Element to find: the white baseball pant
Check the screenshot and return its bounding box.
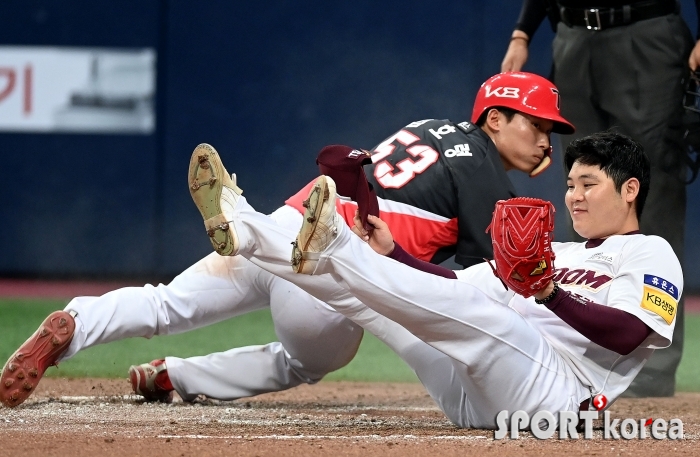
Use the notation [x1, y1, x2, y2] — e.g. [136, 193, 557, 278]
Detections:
[59, 205, 464, 420]
[228, 196, 589, 428]
[60, 207, 363, 400]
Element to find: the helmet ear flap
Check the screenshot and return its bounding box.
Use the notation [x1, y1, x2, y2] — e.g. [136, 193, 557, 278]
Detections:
[529, 154, 552, 178]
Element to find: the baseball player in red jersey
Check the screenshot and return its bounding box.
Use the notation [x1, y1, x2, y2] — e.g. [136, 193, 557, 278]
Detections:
[184, 130, 682, 428]
[1, 72, 574, 408]
[287, 72, 574, 268]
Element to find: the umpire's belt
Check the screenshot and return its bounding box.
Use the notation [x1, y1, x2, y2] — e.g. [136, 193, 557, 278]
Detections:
[559, 0, 678, 30]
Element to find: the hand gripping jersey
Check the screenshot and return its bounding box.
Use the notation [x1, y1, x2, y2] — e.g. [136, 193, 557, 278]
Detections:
[457, 233, 683, 405]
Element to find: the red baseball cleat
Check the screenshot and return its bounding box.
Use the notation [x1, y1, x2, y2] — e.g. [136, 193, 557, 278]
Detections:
[128, 359, 174, 402]
[0, 310, 76, 407]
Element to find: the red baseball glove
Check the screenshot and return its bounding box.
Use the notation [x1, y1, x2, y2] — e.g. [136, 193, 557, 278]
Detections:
[486, 197, 556, 298]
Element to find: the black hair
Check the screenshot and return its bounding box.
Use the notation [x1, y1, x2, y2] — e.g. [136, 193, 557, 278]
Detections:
[564, 130, 651, 219]
[475, 107, 518, 127]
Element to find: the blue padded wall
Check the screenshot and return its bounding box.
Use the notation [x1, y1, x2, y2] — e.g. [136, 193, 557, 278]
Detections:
[1, 0, 698, 289]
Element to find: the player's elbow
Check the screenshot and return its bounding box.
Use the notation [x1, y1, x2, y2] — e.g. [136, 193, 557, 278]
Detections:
[615, 324, 654, 356]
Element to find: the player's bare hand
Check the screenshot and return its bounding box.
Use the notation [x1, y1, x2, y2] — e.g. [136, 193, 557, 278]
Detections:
[351, 210, 395, 256]
[501, 33, 529, 72]
[352, 209, 370, 238]
[689, 40, 700, 71]
[533, 280, 555, 301]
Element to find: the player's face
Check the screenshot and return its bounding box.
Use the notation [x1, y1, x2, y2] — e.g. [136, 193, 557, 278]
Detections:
[565, 162, 637, 239]
[497, 113, 553, 173]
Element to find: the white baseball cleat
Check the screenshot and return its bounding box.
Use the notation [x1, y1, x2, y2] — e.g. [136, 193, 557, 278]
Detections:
[291, 175, 342, 274]
[188, 143, 243, 256]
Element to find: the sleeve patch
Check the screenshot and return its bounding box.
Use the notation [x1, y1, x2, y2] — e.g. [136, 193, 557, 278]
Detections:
[641, 286, 677, 325]
[644, 274, 679, 300]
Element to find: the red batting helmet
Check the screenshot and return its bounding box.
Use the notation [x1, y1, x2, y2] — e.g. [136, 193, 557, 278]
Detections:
[471, 72, 575, 135]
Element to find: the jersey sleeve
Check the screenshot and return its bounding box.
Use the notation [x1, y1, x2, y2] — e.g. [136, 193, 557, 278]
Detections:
[514, 0, 548, 38]
[447, 151, 516, 268]
[607, 236, 684, 349]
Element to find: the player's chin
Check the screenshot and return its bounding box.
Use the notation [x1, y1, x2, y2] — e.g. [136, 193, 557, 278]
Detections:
[572, 220, 594, 239]
[528, 155, 544, 169]
[515, 158, 541, 173]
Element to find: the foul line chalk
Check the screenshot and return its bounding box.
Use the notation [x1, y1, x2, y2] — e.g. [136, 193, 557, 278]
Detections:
[156, 434, 487, 441]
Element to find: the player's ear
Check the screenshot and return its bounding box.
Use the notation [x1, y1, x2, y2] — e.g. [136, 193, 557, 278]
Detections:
[622, 177, 640, 203]
[485, 108, 501, 132]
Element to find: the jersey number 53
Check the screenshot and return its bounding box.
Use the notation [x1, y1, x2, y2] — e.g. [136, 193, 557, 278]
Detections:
[371, 130, 439, 189]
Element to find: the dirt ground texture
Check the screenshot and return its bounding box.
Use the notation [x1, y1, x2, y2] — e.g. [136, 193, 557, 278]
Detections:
[0, 379, 698, 457]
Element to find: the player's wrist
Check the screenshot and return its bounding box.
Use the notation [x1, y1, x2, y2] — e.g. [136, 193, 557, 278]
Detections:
[510, 31, 529, 47]
[534, 282, 559, 304]
[382, 242, 396, 256]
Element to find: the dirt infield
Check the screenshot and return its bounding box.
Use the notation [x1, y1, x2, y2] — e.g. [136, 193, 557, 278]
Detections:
[1, 379, 698, 456]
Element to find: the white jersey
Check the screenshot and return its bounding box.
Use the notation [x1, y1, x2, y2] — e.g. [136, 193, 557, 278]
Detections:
[456, 233, 683, 404]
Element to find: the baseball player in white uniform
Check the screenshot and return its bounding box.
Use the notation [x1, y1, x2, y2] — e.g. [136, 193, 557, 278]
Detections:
[177, 129, 682, 427]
